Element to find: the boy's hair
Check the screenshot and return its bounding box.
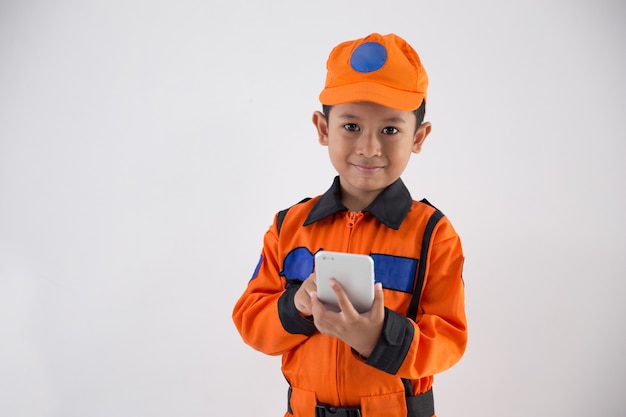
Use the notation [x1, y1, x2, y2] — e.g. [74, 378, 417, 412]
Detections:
[321, 100, 426, 133]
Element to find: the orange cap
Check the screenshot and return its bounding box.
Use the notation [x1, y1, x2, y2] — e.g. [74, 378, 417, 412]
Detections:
[319, 33, 428, 111]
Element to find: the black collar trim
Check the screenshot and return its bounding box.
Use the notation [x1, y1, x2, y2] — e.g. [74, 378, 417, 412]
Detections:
[303, 176, 412, 230]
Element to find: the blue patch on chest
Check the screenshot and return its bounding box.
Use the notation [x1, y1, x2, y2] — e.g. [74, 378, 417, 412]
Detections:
[278, 248, 417, 293]
[371, 254, 418, 293]
[280, 247, 315, 281]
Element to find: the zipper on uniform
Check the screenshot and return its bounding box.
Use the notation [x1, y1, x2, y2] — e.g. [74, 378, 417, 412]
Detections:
[345, 211, 363, 252]
[347, 211, 359, 227]
[336, 211, 364, 404]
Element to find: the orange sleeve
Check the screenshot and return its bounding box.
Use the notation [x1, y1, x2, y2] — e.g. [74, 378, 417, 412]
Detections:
[401, 217, 467, 377]
[232, 217, 316, 355]
[365, 217, 467, 379]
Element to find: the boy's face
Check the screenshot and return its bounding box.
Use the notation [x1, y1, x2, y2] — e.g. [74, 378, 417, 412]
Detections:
[313, 101, 431, 210]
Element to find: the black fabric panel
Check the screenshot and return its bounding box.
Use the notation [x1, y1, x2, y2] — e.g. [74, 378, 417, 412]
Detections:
[365, 308, 415, 375]
[278, 285, 317, 336]
[407, 209, 444, 321]
[277, 198, 312, 236]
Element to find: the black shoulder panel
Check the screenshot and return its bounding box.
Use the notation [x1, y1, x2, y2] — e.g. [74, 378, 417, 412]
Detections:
[418, 198, 444, 216]
[276, 198, 312, 236]
[407, 204, 445, 321]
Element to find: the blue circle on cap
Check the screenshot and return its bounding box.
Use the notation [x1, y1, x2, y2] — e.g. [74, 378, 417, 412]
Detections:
[350, 42, 387, 73]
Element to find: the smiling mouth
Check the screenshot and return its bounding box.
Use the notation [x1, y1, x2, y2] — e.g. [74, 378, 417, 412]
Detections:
[353, 164, 383, 174]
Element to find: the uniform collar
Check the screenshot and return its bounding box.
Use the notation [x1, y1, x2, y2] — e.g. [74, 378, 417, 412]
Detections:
[303, 176, 412, 230]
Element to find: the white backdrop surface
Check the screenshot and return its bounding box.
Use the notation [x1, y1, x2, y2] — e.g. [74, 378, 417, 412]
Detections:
[1, 1, 625, 416]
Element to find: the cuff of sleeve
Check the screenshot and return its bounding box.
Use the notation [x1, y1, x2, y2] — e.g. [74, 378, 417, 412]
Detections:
[278, 286, 318, 336]
[365, 308, 415, 374]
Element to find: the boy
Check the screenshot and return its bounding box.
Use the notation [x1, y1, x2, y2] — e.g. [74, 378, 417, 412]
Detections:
[232, 33, 467, 417]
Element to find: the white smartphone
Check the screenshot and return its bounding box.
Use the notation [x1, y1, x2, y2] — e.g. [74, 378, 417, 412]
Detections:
[314, 251, 375, 313]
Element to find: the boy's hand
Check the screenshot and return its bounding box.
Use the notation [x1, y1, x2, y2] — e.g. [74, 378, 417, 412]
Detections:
[310, 279, 384, 359]
[294, 273, 317, 317]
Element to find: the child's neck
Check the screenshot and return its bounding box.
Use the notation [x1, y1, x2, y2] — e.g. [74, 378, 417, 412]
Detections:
[341, 191, 379, 212]
[338, 177, 386, 212]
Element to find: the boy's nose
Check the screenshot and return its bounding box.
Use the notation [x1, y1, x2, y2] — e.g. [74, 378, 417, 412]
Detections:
[356, 132, 382, 157]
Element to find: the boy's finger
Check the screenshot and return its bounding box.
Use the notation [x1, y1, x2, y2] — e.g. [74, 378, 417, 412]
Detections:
[372, 282, 385, 311]
[330, 278, 357, 315]
[309, 291, 322, 314]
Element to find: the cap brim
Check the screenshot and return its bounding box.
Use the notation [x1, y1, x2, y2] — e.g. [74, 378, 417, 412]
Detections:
[319, 82, 424, 111]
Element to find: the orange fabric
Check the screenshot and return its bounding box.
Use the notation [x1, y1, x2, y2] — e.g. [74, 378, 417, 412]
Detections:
[233, 192, 466, 417]
[319, 33, 428, 111]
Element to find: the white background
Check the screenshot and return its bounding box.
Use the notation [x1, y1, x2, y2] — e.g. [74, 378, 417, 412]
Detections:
[1, 1, 625, 416]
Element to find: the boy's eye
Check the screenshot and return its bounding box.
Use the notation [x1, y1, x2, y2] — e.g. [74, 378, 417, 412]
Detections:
[382, 127, 399, 135]
[343, 123, 360, 132]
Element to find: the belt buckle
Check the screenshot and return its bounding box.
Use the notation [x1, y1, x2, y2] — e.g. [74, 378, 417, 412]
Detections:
[315, 404, 361, 417]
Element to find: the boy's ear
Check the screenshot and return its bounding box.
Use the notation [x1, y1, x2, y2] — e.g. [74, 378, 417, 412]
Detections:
[412, 122, 432, 154]
[312, 111, 329, 146]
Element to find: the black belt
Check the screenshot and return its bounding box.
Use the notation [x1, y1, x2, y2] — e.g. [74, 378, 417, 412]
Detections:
[315, 404, 361, 417]
[288, 388, 435, 417]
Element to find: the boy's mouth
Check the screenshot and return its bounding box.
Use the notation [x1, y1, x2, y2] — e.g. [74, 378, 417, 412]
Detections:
[353, 164, 383, 174]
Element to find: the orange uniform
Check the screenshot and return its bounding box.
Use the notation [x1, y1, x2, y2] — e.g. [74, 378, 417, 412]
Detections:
[233, 177, 467, 417]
